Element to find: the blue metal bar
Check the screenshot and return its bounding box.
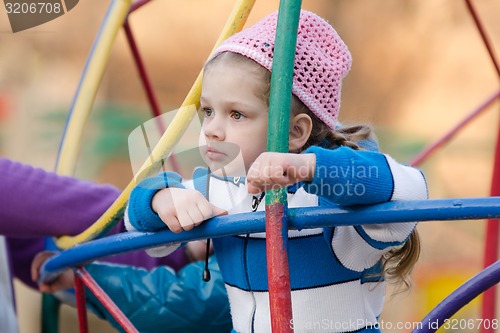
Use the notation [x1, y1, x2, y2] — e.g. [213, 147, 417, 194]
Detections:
[40, 197, 500, 282]
[413, 260, 500, 333]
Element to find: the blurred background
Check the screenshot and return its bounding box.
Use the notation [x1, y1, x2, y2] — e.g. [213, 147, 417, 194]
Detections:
[0, 0, 499, 332]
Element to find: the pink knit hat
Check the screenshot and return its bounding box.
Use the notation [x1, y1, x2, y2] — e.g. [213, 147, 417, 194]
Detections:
[211, 10, 352, 130]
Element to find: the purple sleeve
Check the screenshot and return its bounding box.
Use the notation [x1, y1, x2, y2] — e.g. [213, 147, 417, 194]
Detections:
[0, 158, 120, 237]
[1, 158, 189, 288]
[6, 237, 44, 289]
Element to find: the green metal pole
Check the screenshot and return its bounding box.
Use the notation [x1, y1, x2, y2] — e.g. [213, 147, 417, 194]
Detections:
[41, 294, 60, 333]
[266, 1, 302, 331]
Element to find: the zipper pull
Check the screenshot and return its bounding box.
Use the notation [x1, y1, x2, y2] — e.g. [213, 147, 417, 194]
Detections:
[202, 239, 211, 282]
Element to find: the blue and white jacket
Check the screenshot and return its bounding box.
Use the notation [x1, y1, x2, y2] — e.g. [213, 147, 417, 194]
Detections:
[126, 145, 428, 333]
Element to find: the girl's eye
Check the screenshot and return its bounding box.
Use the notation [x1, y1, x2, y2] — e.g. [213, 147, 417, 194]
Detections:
[231, 111, 244, 120]
[203, 108, 213, 117]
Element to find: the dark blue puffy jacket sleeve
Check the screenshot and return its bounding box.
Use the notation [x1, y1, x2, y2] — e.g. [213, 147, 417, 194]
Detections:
[84, 256, 232, 333]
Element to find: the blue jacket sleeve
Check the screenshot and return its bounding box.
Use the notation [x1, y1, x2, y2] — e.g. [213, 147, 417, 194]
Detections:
[84, 256, 231, 333]
[127, 171, 185, 231]
[302, 146, 394, 205]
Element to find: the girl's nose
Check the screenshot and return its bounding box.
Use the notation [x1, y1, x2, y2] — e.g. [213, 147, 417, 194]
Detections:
[203, 116, 225, 141]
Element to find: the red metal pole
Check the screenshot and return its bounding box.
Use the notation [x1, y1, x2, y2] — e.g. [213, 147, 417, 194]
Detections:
[463, 2, 500, 330]
[266, 203, 293, 332]
[76, 268, 140, 333]
[410, 90, 500, 167]
[129, 0, 151, 14]
[481, 112, 500, 333]
[123, 19, 163, 128]
[74, 267, 89, 333]
[464, 0, 500, 79]
[123, 18, 181, 173]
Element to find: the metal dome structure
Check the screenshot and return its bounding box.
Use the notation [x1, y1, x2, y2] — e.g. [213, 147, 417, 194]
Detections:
[38, 0, 499, 332]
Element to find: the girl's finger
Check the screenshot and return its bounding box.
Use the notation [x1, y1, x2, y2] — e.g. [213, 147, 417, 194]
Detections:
[188, 206, 205, 227]
[177, 209, 196, 231]
[31, 251, 55, 283]
[197, 201, 214, 221]
[161, 214, 183, 233]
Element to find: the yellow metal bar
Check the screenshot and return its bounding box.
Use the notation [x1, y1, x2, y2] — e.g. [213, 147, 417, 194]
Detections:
[56, 0, 256, 249]
[56, 0, 132, 176]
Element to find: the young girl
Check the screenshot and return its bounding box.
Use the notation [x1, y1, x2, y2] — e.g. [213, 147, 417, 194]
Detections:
[127, 10, 427, 333]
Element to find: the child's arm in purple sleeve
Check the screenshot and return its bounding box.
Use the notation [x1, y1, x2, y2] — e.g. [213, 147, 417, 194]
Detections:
[0, 158, 119, 237]
[1, 158, 190, 289]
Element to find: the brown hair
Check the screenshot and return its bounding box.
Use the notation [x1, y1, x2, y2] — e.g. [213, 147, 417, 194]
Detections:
[205, 51, 420, 290]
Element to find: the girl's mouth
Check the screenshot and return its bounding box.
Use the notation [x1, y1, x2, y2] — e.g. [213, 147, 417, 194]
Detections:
[206, 147, 226, 160]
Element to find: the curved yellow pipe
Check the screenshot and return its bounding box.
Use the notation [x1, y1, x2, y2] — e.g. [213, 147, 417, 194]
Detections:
[56, 0, 132, 176]
[56, 0, 256, 249]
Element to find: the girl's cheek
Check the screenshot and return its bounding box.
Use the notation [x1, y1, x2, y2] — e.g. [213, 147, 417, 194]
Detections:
[199, 132, 207, 146]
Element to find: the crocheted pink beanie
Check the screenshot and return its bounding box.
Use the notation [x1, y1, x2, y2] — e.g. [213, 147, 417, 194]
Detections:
[211, 10, 352, 130]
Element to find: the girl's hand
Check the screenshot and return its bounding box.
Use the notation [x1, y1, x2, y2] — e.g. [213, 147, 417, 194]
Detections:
[247, 152, 316, 194]
[31, 251, 75, 293]
[152, 188, 227, 233]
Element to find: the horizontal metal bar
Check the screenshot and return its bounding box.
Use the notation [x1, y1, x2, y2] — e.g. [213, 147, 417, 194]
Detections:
[40, 197, 500, 282]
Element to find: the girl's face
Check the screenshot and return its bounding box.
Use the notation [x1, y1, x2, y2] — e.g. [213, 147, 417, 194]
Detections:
[199, 59, 269, 176]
